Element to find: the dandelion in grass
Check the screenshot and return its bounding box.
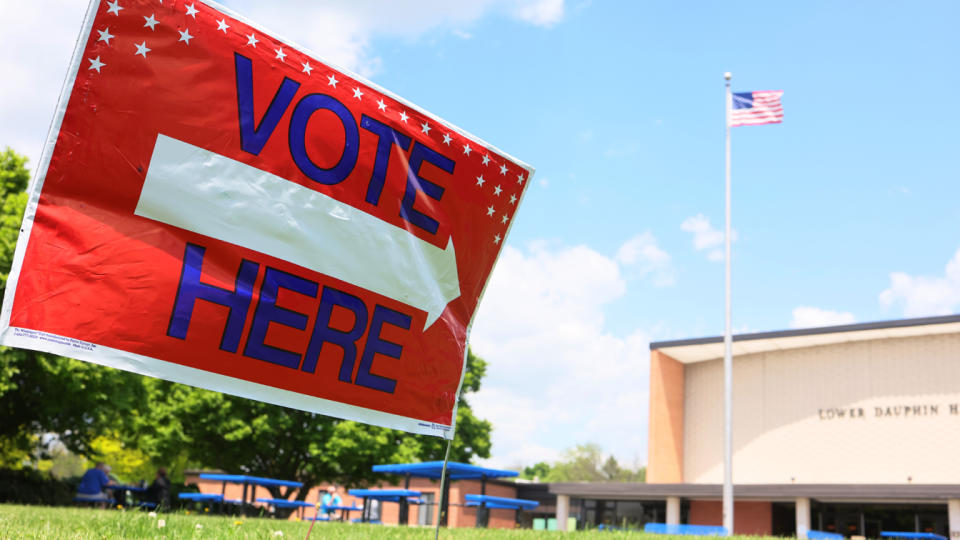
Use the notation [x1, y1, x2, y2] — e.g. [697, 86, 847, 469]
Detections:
[204, 507, 210, 512]
[234, 520, 244, 525]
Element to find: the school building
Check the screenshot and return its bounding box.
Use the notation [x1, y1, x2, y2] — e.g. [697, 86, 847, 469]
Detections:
[548, 314, 960, 535]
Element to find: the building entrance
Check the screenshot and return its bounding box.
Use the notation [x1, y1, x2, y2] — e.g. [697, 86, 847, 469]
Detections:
[813, 502, 948, 538]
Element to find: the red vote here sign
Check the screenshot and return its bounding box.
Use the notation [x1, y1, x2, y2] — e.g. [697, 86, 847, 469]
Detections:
[0, 0, 533, 438]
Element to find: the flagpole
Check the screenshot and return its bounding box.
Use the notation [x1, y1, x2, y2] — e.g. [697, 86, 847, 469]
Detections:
[722, 71, 734, 536]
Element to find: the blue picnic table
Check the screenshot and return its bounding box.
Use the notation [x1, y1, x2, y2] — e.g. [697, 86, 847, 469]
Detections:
[314, 503, 363, 522]
[199, 473, 303, 510]
[372, 461, 518, 527]
[464, 494, 538, 511]
[106, 484, 146, 507]
[256, 497, 315, 519]
[348, 489, 421, 523]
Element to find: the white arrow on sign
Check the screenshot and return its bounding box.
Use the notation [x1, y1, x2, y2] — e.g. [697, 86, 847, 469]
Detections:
[136, 134, 460, 330]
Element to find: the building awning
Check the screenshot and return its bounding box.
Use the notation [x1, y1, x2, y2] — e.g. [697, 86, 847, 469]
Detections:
[548, 483, 960, 503]
[650, 314, 960, 364]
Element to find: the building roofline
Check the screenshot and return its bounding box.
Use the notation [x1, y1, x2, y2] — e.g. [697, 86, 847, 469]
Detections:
[548, 482, 960, 501]
[650, 314, 960, 350]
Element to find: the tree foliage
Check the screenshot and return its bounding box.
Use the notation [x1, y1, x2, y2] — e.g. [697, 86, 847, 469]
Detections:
[519, 443, 646, 483]
[0, 148, 146, 464]
[122, 349, 491, 498]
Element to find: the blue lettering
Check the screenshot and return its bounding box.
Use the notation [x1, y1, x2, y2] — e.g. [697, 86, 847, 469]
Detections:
[400, 142, 453, 235]
[288, 93, 359, 185]
[360, 115, 411, 205]
[234, 53, 300, 156]
[167, 243, 259, 353]
[243, 267, 319, 369]
[302, 287, 368, 382]
[355, 305, 411, 393]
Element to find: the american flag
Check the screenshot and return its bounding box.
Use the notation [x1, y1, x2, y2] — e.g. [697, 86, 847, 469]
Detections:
[729, 90, 783, 127]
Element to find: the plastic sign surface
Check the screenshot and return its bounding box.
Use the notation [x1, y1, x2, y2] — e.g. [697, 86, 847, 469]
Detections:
[0, 0, 533, 438]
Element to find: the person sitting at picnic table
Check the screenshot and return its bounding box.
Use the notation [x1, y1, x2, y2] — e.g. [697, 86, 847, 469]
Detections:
[75, 462, 116, 506]
[320, 485, 343, 518]
[143, 467, 171, 509]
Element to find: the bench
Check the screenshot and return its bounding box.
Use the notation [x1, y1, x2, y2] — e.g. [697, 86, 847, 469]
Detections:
[178, 493, 223, 502]
[807, 531, 844, 540]
[464, 494, 539, 510]
[881, 532, 947, 540]
[644, 523, 728, 535]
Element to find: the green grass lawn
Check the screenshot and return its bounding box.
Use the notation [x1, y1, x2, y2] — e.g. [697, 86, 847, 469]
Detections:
[0, 504, 776, 539]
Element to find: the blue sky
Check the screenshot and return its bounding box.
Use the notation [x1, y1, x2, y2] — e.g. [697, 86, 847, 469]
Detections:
[2, 0, 958, 469]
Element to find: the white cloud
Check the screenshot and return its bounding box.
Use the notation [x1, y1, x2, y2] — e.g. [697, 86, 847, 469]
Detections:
[509, 0, 565, 27]
[470, 241, 652, 468]
[880, 248, 960, 317]
[681, 214, 735, 262]
[0, 0, 565, 165]
[789, 306, 856, 329]
[615, 232, 675, 287]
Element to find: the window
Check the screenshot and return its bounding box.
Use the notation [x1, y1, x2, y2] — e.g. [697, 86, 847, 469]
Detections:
[418, 493, 435, 526]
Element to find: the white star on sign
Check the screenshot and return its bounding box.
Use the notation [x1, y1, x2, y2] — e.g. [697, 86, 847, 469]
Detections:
[178, 29, 193, 44]
[494, 234, 501, 245]
[106, 1, 123, 16]
[275, 48, 286, 62]
[301, 62, 312, 75]
[486, 205, 495, 216]
[517, 172, 525, 184]
[463, 144, 472, 156]
[509, 194, 517, 205]
[246, 33, 258, 47]
[87, 56, 105, 73]
[217, 19, 229, 33]
[482, 154, 490, 166]
[185, 3, 198, 18]
[421, 122, 431, 134]
[327, 74, 338, 87]
[476, 175, 485, 187]
[377, 99, 387, 111]
[134, 41, 151, 57]
[442, 133, 452, 145]
[143, 14, 159, 30]
[501, 214, 509, 224]
[399, 110, 409, 123]
[352, 87, 363, 100]
[499, 164, 508, 175]
[97, 27, 114, 45]
[493, 185, 502, 196]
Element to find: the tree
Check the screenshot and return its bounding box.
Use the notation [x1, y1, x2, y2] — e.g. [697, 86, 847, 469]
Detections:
[541, 443, 646, 483]
[122, 348, 492, 500]
[0, 148, 145, 464]
[520, 461, 552, 481]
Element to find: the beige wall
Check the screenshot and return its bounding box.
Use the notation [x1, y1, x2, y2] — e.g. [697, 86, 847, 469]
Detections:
[683, 333, 960, 484]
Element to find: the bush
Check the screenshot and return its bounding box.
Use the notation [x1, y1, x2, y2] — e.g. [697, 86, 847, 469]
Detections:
[0, 468, 77, 505]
